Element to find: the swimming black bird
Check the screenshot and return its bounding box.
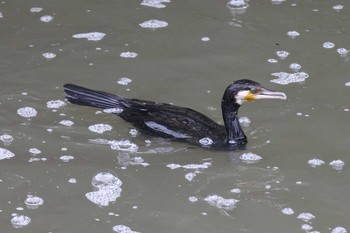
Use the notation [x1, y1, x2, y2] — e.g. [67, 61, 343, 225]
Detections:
[63, 80, 286, 150]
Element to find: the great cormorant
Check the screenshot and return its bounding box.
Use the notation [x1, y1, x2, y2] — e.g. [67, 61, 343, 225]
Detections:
[63, 79, 286, 150]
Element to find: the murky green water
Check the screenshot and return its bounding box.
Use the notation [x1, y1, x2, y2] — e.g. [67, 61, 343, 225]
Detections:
[1, 0, 350, 232]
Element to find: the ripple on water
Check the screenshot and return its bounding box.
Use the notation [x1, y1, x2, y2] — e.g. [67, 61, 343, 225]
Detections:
[17, 107, 37, 118]
[11, 215, 31, 228]
[85, 170, 122, 207]
[0, 148, 15, 160]
[72, 32, 106, 41]
[139, 19, 168, 29]
[270, 71, 309, 85]
[113, 225, 140, 233]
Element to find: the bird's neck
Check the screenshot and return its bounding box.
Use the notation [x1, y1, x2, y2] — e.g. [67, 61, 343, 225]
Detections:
[221, 101, 247, 143]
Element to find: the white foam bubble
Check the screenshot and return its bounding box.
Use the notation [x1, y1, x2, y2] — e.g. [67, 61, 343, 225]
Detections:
[276, 50, 290, 59]
[188, 196, 198, 202]
[323, 42, 335, 49]
[281, 207, 294, 215]
[72, 32, 106, 41]
[287, 31, 300, 38]
[85, 170, 122, 207]
[17, 107, 37, 118]
[40, 15, 53, 23]
[333, 5, 344, 12]
[42, 52, 56, 59]
[307, 158, 325, 167]
[267, 58, 278, 63]
[68, 178, 77, 183]
[30, 7, 43, 13]
[129, 129, 138, 136]
[297, 212, 315, 222]
[11, 215, 31, 228]
[113, 225, 140, 233]
[139, 19, 168, 29]
[29, 148, 41, 155]
[0, 134, 14, 144]
[329, 160, 345, 171]
[185, 172, 196, 181]
[204, 194, 239, 210]
[227, 0, 249, 9]
[345, 82, 350, 87]
[24, 195, 44, 209]
[201, 36, 210, 41]
[88, 124, 113, 134]
[103, 108, 124, 114]
[0, 148, 15, 160]
[117, 77, 132, 85]
[199, 137, 213, 146]
[337, 48, 348, 56]
[47, 100, 66, 108]
[141, 0, 170, 9]
[120, 52, 138, 58]
[59, 120, 74, 126]
[289, 63, 301, 71]
[166, 163, 182, 170]
[239, 116, 251, 126]
[301, 224, 313, 231]
[270, 71, 309, 85]
[110, 140, 138, 153]
[239, 152, 262, 163]
[230, 188, 241, 194]
[331, 226, 347, 233]
[59, 155, 74, 162]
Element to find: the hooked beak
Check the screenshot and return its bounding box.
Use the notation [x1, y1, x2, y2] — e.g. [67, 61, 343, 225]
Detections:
[254, 88, 287, 100]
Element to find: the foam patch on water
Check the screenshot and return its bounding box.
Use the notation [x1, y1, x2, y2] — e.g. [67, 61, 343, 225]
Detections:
[329, 160, 345, 171]
[29, 148, 41, 155]
[307, 158, 325, 167]
[117, 77, 132, 85]
[239, 116, 251, 126]
[30, 7, 43, 13]
[17, 107, 37, 118]
[185, 172, 197, 181]
[24, 195, 44, 209]
[287, 30, 300, 38]
[110, 140, 138, 153]
[0, 134, 14, 144]
[276, 50, 290, 59]
[59, 120, 74, 126]
[239, 152, 262, 164]
[88, 124, 113, 134]
[323, 42, 335, 49]
[281, 207, 295, 215]
[11, 215, 31, 228]
[72, 32, 106, 41]
[230, 188, 241, 194]
[199, 137, 213, 146]
[113, 225, 140, 233]
[270, 72, 309, 85]
[47, 100, 66, 108]
[268, 58, 278, 63]
[40, 15, 53, 23]
[42, 52, 56, 59]
[59, 155, 74, 162]
[203, 194, 239, 210]
[331, 226, 347, 233]
[227, 0, 249, 9]
[0, 148, 15, 160]
[289, 63, 301, 71]
[141, 0, 170, 8]
[167, 162, 212, 170]
[333, 5, 344, 12]
[188, 196, 198, 202]
[346, 82, 350, 87]
[120, 51, 138, 58]
[85, 170, 122, 207]
[103, 108, 124, 114]
[139, 19, 168, 29]
[337, 48, 348, 56]
[297, 212, 315, 222]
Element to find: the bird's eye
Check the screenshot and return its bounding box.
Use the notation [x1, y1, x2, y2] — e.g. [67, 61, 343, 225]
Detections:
[250, 88, 257, 94]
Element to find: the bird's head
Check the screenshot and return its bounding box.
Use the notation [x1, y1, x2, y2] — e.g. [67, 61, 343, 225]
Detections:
[224, 79, 287, 106]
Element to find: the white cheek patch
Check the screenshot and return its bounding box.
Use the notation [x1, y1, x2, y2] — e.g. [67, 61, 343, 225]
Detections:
[235, 90, 250, 105]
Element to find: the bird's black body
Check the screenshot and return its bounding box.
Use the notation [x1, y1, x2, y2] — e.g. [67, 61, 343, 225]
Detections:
[64, 80, 286, 150]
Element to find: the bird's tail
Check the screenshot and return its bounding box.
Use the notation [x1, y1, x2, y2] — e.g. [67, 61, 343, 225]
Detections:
[63, 84, 129, 110]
